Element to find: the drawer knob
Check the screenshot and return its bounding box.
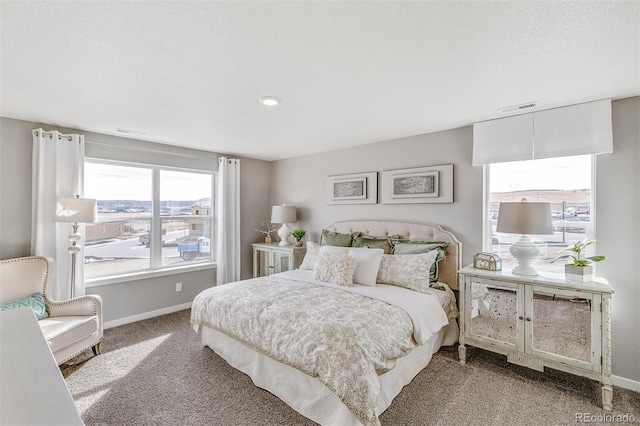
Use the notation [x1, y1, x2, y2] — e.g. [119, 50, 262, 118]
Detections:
[518, 316, 524, 320]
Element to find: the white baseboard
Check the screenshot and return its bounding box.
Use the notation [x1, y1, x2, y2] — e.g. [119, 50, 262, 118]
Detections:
[104, 302, 192, 329]
[613, 375, 640, 392]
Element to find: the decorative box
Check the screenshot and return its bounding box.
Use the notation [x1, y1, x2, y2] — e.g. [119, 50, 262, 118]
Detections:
[473, 252, 502, 271]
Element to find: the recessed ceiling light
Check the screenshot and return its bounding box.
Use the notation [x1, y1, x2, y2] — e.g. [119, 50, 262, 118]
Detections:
[258, 96, 281, 106]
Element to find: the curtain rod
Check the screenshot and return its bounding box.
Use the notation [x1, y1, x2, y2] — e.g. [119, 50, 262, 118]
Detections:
[34, 128, 222, 160]
[33, 129, 75, 142]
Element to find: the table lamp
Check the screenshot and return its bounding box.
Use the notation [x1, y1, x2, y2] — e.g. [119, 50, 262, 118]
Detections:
[55, 196, 98, 298]
[271, 205, 297, 246]
[496, 200, 553, 276]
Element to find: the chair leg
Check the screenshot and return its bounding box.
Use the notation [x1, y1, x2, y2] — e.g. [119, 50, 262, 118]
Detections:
[91, 342, 101, 356]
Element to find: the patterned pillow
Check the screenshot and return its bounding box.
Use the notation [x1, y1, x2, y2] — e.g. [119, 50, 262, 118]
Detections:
[392, 241, 449, 282]
[376, 251, 439, 291]
[0, 293, 49, 320]
[299, 241, 321, 270]
[313, 251, 357, 286]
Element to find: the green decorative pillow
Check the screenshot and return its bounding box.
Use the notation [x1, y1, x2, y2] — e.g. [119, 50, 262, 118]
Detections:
[320, 229, 359, 247]
[352, 235, 393, 254]
[392, 241, 450, 283]
[0, 293, 49, 320]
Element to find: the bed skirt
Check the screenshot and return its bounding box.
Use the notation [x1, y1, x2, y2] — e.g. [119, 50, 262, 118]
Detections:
[201, 319, 459, 425]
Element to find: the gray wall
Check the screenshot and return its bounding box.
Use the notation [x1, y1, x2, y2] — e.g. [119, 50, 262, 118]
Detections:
[0, 117, 271, 322]
[270, 125, 483, 264]
[271, 97, 640, 383]
[596, 97, 640, 384]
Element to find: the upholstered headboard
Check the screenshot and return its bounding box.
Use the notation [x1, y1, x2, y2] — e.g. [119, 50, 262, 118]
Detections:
[325, 220, 462, 290]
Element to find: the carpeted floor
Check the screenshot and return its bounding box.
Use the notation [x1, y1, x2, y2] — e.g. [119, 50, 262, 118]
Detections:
[60, 310, 640, 425]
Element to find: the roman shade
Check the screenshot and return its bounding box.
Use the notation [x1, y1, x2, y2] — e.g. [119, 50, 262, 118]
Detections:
[472, 99, 613, 166]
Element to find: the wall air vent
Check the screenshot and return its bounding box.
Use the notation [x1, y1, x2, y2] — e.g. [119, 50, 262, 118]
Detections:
[498, 101, 537, 113]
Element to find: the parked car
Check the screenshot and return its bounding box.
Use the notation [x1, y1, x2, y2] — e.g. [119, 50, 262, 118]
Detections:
[139, 233, 150, 246]
[138, 229, 166, 247]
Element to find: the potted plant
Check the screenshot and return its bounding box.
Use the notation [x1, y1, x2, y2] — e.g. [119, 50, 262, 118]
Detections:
[551, 239, 605, 282]
[254, 222, 278, 243]
[291, 229, 306, 247]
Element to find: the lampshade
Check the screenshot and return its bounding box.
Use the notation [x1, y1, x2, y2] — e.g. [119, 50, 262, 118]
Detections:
[55, 198, 98, 223]
[496, 202, 553, 235]
[271, 205, 297, 224]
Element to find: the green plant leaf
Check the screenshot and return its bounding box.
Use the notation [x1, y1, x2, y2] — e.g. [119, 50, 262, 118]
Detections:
[586, 255, 605, 262]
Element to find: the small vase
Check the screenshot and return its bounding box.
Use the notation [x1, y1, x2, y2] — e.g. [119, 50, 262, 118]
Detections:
[565, 264, 593, 282]
[294, 239, 303, 247]
[265, 236, 272, 243]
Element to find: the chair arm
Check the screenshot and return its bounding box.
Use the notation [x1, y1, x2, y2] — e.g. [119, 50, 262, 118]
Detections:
[47, 295, 103, 339]
[48, 295, 102, 317]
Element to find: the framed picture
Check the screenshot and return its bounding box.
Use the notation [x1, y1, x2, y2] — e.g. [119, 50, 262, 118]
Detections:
[390, 170, 439, 199]
[381, 164, 453, 204]
[326, 172, 377, 204]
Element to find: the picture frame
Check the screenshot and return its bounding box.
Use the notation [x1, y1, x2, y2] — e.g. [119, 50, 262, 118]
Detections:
[381, 164, 453, 204]
[326, 172, 377, 204]
[390, 170, 439, 199]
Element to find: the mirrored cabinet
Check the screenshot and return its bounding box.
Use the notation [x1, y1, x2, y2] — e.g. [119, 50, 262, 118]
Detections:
[458, 266, 613, 411]
[252, 243, 306, 278]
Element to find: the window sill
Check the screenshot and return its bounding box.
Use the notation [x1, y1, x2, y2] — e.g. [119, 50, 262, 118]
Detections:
[85, 262, 216, 287]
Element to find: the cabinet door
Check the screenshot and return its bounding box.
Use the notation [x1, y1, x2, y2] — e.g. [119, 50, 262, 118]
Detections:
[272, 251, 291, 274]
[525, 286, 600, 372]
[466, 277, 523, 351]
[254, 249, 274, 277]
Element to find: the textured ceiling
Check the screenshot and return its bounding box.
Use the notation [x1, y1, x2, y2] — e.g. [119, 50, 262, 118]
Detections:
[1, 1, 638, 161]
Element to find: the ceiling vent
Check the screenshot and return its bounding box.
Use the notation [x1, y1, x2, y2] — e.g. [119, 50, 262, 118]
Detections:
[498, 101, 537, 113]
[117, 128, 146, 135]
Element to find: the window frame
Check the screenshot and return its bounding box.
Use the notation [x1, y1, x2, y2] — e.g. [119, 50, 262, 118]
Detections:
[84, 158, 216, 287]
[482, 155, 597, 273]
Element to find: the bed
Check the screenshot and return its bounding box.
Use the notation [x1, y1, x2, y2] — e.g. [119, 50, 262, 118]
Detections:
[191, 220, 462, 426]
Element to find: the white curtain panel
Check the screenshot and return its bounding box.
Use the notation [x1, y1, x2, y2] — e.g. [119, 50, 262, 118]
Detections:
[31, 129, 86, 300]
[216, 157, 241, 285]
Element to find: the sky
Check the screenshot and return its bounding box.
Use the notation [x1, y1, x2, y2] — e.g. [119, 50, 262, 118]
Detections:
[84, 162, 212, 201]
[489, 155, 591, 193]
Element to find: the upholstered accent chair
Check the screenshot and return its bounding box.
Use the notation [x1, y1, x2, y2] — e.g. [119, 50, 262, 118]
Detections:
[0, 256, 103, 364]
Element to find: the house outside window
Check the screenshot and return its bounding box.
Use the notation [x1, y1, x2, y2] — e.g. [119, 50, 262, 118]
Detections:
[485, 154, 594, 274]
[84, 160, 215, 281]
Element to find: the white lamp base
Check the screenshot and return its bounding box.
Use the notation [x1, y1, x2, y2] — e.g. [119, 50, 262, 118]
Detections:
[510, 235, 540, 276]
[277, 223, 291, 246]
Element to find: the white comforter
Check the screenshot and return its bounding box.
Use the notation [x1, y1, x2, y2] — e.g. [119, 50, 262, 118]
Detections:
[191, 270, 450, 426]
[278, 269, 450, 344]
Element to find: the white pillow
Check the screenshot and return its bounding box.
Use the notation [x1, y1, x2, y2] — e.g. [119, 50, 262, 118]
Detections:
[299, 241, 321, 270]
[318, 245, 384, 286]
[313, 251, 357, 287]
[376, 251, 439, 291]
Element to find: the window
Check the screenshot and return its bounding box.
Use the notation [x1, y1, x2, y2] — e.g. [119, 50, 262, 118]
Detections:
[485, 155, 594, 274]
[84, 160, 215, 281]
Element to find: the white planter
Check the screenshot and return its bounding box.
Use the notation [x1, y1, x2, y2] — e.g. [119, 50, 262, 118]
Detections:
[565, 264, 593, 282]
